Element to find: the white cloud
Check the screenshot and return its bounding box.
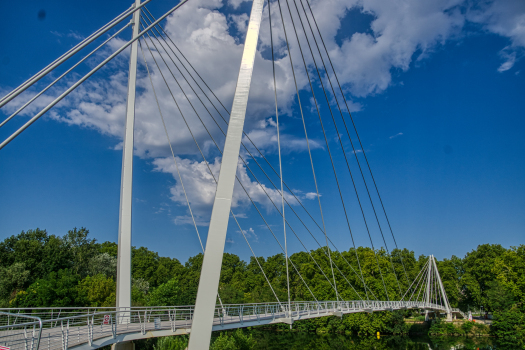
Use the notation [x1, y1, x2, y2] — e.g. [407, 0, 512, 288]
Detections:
[304, 192, 317, 200]
[238, 227, 258, 242]
[389, 132, 403, 139]
[10, 0, 523, 159]
[50, 30, 85, 40]
[227, 0, 250, 10]
[152, 156, 305, 224]
[467, 0, 525, 72]
[174, 215, 210, 226]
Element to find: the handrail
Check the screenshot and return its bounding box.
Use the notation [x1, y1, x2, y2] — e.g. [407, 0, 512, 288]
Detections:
[0, 311, 43, 350]
[0, 300, 447, 350]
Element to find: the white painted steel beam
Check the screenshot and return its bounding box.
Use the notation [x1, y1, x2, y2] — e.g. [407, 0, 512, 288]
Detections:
[432, 255, 452, 319]
[116, 0, 141, 323]
[425, 255, 432, 321]
[187, 0, 265, 348]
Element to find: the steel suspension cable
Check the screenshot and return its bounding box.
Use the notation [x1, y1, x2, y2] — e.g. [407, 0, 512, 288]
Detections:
[401, 258, 429, 301]
[285, 0, 395, 301]
[142, 29, 342, 303]
[294, 0, 402, 296]
[139, 16, 361, 300]
[139, 40, 203, 254]
[285, 0, 392, 303]
[0, 23, 131, 129]
[141, 36, 284, 307]
[232, 213, 284, 308]
[141, 36, 316, 305]
[0, 0, 191, 150]
[273, 0, 372, 300]
[415, 260, 431, 302]
[0, 0, 155, 109]
[141, 11, 370, 296]
[143, 6, 231, 115]
[139, 40, 227, 310]
[302, 0, 410, 286]
[268, 0, 292, 315]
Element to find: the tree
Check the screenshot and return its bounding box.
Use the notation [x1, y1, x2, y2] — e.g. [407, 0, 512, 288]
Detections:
[486, 280, 515, 312]
[0, 229, 70, 283]
[12, 269, 82, 307]
[0, 263, 30, 305]
[64, 227, 98, 278]
[77, 274, 116, 307]
[491, 303, 525, 349]
[148, 278, 182, 306]
[88, 253, 117, 279]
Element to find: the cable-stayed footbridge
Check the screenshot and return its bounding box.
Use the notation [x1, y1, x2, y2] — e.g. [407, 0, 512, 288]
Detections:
[0, 0, 462, 349]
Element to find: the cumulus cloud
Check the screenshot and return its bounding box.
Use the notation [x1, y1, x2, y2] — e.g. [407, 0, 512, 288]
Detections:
[152, 156, 301, 224]
[8, 0, 524, 156]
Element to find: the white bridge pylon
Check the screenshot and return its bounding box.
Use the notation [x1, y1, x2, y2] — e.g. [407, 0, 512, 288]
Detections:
[187, 0, 265, 347]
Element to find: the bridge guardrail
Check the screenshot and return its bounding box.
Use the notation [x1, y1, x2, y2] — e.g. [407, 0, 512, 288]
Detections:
[0, 300, 447, 350]
[0, 311, 42, 350]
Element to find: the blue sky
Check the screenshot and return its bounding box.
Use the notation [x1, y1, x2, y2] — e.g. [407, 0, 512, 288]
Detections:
[0, 0, 523, 263]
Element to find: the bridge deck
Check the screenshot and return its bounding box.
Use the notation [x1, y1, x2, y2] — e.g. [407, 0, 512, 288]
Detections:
[0, 301, 459, 350]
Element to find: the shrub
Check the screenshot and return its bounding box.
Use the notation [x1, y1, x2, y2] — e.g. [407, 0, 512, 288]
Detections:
[429, 319, 457, 335]
[153, 335, 188, 350]
[211, 329, 255, 350]
[461, 321, 474, 334]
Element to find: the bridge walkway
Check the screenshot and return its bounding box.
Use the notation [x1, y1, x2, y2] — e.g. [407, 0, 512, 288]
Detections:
[1, 300, 451, 350]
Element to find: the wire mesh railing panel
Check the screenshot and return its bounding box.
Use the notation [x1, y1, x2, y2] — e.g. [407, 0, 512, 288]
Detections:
[0, 312, 42, 350]
[0, 301, 450, 349]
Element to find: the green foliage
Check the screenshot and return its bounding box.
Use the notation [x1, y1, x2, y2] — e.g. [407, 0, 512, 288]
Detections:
[148, 278, 181, 306]
[211, 329, 255, 350]
[451, 244, 525, 311]
[262, 311, 409, 336]
[11, 269, 82, 307]
[0, 227, 523, 346]
[429, 319, 458, 336]
[88, 253, 117, 279]
[77, 274, 116, 307]
[491, 303, 525, 349]
[132, 278, 150, 306]
[461, 320, 474, 334]
[64, 228, 98, 277]
[211, 333, 236, 350]
[428, 319, 489, 337]
[0, 262, 30, 305]
[153, 336, 188, 350]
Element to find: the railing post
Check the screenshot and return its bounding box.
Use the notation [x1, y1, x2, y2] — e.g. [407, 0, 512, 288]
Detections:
[24, 325, 28, 350]
[240, 305, 243, 325]
[112, 312, 116, 339]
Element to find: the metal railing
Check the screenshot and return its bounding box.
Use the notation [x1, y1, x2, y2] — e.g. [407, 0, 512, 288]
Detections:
[0, 311, 42, 350]
[451, 308, 468, 318]
[0, 300, 445, 350]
